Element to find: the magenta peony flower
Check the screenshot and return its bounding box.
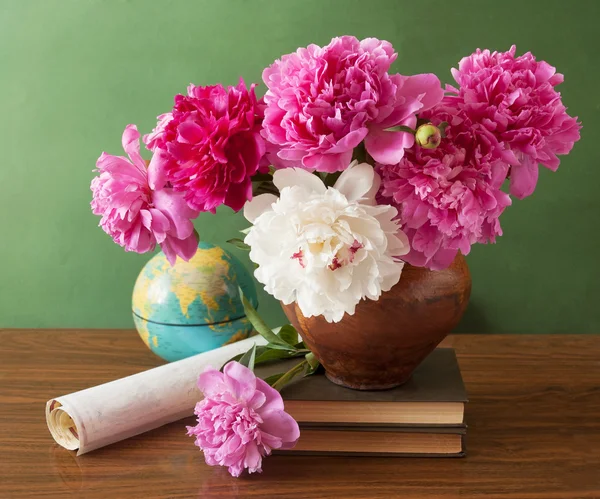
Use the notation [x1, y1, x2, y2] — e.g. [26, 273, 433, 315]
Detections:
[450, 45, 581, 199]
[187, 361, 300, 477]
[261, 36, 443, 172]
[144, 79, 265, 213]
[378, 100, 512, 270]
[91, 125, 199, 265]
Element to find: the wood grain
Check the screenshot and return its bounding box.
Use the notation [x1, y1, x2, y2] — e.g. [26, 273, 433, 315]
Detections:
[1, 330, 599, 498]
[282, 254, 472, 389]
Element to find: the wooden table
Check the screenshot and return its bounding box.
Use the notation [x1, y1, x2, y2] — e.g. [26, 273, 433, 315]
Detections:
[1, 330, 599, 498]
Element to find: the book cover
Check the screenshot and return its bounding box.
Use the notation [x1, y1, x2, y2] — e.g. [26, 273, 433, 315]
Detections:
[276, 426, 466, 457]
[257, 348, 467, 427]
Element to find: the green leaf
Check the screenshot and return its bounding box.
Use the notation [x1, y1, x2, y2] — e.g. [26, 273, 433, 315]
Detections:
[323, 171, 342, 187]
[223, 343, 303, 371]
[304, 351, 320, 376]
[351, 142, 367, 164]
[239, 227, 252, 235]
[317, 171, 342, 188]
[255, 347, 304, 364]
[270, 360, 307, 391]
[276, 324, 298, 347]
[305, 351, 319, 369]
[251, 173, 274, 183]
[263, 372, 286, 386]
[249, 345, 270, 360]
[252, 181, 279, 196]
[227, 238, 250, 251]
[265, 342, 306, 352]
[220, 352, 244, 372]
[383, 125, 416, 134]
[239, 288, 290, 347]
[237, 344, 257, 371]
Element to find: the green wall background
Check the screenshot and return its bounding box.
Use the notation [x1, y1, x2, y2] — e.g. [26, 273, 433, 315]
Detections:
[1, 0, 598, 333]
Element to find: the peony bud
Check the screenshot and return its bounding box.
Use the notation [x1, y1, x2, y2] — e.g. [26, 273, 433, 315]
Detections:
[415, 124, 442, 149]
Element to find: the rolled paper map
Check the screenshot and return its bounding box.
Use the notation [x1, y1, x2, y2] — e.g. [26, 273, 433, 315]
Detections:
[46, 335, 267, 455]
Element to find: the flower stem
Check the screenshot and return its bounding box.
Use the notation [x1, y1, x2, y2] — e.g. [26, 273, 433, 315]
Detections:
[270, 360, 307, 391]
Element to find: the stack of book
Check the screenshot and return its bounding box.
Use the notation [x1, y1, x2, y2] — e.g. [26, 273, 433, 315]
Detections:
[269, 349, 467, 457]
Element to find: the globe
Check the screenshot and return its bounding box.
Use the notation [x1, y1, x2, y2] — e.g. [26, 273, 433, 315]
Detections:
[132, 241, 258, 362]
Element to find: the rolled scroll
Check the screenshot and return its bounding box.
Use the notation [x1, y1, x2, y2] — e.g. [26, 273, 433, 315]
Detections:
[46, 335, 266, 455]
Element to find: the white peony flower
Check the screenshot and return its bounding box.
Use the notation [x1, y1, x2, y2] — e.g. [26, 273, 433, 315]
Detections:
[243, 162, 410, 323]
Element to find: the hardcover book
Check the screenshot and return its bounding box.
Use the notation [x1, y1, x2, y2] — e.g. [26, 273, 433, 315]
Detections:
[260, 348, 467, 426]
[278, 426, 466, 457]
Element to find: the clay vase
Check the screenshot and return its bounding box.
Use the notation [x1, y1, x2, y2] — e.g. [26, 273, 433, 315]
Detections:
[281, 254, 471, 390]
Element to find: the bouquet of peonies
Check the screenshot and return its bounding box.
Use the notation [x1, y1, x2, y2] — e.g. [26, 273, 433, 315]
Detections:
[91, 36, 581, 476]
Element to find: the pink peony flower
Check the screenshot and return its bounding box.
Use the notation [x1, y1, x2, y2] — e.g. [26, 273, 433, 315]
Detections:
[261, 36, 443, 172]
[91, 124, 199, 265]
[187, 361, 300, 477]
[378, 100, 512, 270]
[450, 45, 581, 199]
[144, 79, 265, 213]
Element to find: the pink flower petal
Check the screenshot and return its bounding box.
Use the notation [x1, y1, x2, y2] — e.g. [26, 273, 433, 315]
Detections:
[147, 149, 169, 191]
[364, 128, 414, 165]
[254, 378, 284, 413]
[328, 127, 369, 153]
[186, 362, 299, 477]
[397, 73, 445, 112]
[429, 247, 460, 271]
[152, 188, 198, 239]
[147, 208, 171, 243]
[376, 95, 512, 270]
[144, 113, 173, 151]
[144, 80, 262, 213]
[121, 124, 146, 172]
[302, 150, 353, 173]
[223, 361, 257, 401]
[242, 441, 263, 473]
[160, 232, 198, 265]
[94, 126, 197, 262]
[197, 368, 226, 396]
[259, 411, 300, 449]
[261, 36, 425, 174]
[247, 389, 266, 410]
[95, 153, 145, 182]
[223, 179, 252, 213]
[509, 156, 539, 199]
[177, 121, 205, 144]
[449, 45, 580, 199]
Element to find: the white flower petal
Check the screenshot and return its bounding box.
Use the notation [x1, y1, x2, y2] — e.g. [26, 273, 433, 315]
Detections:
[333, 162, 375, 202]
[245, 162, 410, 323]
[243, 194, 278, 223]
[362, 169, 382, 205]
[273, 168, 326, 195]
[389, 229, 410, 257]
[379, 259, 404, 291]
